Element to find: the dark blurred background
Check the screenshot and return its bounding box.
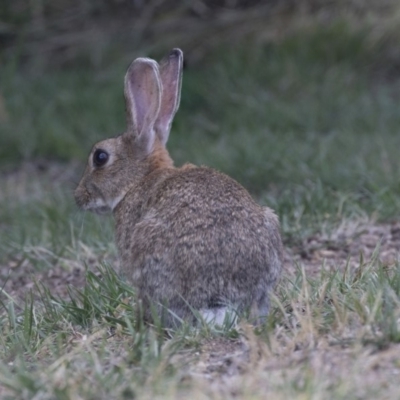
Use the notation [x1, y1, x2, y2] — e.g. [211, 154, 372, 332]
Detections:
[2, 1, 399, 68]
[1, 0, 303, 67]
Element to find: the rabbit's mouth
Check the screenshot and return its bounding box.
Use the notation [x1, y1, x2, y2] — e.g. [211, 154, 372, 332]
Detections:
[84, 198, 112, 215]
[74, 181, 119, 214]
[81, 193, 126, 214]
[74, 189, 112, 214]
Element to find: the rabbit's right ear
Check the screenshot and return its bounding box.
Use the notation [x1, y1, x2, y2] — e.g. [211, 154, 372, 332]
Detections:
[124, 58, 161, 153]
[155, 49, 183, 146]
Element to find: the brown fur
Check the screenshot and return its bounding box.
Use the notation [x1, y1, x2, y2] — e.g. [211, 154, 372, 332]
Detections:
[74, 49, 283, 327]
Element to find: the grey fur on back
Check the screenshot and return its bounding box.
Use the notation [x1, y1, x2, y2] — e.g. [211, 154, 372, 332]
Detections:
[114, 165, 283, 326]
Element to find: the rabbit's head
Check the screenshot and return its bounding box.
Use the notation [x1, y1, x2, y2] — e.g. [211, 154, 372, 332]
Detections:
[74, 49, 183, 214]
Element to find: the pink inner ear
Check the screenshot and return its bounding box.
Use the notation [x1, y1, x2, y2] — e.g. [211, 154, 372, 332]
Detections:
[129, 81, 148, 135]
[124, 59, 161, 138]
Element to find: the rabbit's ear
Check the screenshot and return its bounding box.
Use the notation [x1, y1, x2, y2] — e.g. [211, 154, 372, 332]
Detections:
[155, 49, 183, 146]
[124, 58, 161, 151]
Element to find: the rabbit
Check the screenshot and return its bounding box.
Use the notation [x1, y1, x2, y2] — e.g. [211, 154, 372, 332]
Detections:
[74, 49, 283, 327]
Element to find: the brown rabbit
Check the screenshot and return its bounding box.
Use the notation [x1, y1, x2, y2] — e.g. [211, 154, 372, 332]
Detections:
[74, 49, 283, 327]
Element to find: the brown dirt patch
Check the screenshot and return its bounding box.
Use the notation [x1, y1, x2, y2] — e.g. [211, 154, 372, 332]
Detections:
[178, 328, 400, 398]
[285, 219, 400, 276]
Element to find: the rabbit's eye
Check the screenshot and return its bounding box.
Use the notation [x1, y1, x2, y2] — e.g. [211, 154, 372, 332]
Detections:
[93, 149, 109, 167]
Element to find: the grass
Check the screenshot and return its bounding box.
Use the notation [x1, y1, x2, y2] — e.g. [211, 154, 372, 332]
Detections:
[1, 246, 399, 398]
[1, 18, 400, 399]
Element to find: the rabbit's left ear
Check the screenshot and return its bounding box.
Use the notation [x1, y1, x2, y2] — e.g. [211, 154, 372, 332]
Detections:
[155, 49, 183, 146]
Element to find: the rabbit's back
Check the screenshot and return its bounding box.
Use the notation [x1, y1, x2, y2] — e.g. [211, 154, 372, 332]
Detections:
[115, 166, 283, 323]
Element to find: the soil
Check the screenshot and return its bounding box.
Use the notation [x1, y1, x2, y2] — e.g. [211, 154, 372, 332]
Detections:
[286, 218, 400, 275]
